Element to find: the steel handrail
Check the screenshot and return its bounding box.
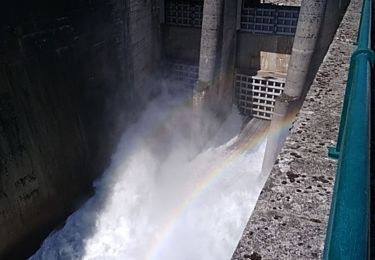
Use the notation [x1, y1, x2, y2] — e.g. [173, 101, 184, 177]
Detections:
[323, 0, 374, 259]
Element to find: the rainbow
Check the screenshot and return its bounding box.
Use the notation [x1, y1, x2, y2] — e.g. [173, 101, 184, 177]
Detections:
[120, 96, 300, 260]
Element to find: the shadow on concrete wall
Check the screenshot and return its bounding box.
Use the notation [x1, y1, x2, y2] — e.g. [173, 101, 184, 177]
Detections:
[0, 0, 135, 258]
[236, 32, 294, 76]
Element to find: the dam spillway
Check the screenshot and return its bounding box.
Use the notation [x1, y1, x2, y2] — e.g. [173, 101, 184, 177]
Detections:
[30, 91, 270, 259]
[0, 0, 367, 259]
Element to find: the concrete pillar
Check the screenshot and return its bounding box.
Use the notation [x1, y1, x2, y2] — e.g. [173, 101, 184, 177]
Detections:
[261, 0, 327, 174]
[236, 0, 242, 30]
[194, 0, 224, 107]
[261, 95, 291, 175]
[192, 0, 226, 150]
[284, 0, 328, 99]
[215, 0, 238, 117]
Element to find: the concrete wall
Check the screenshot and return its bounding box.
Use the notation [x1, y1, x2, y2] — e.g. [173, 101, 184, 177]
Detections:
[232, 1, 361, 258]
[297, 0, 350, 102]
[162, 2, 295, 78]
[0, 0, 161, 258]
[128, 0, 162, 103]
[236, 33, 294, 75]
[162, 26, 201, 64]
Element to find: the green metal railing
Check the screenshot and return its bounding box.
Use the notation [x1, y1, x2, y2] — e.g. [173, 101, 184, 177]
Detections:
[324, 0, 374, 259]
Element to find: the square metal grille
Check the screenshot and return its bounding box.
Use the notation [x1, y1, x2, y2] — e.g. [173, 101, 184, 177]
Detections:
[241, 7, 275, 34]
[235, 73, 285, 120]
[166, 62, 199, 89]
[240, 6, 299, 36]
[165, 1, 299, 36]
[165, 0, 203, 27]
[275, 9, 299, 35]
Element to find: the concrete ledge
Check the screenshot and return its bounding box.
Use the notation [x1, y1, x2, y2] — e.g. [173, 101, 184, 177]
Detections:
[232, 0, 362, 259]
[264, 0, 301, 6]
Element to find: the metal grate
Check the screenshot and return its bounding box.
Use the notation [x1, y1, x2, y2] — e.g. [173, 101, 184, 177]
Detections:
[241, 7, 299, 36]
[241, 8, 275, 34]
[191, 3, 203, 27]
[165, 1, 299, 35]
[235, 73, 285, 120]
[165, 0, 203, 27]
[166, 62, 199, 89]
[275, 9, 299, 35]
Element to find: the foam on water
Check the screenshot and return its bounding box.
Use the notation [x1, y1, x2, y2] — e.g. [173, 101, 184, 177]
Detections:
[31, 90, 267, 260]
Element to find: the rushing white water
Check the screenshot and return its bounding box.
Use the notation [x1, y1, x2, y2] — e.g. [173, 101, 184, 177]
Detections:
[31, 89, 267, 260]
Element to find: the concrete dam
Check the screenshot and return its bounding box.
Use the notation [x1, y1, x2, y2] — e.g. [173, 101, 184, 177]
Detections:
[0, 0, 372, 259]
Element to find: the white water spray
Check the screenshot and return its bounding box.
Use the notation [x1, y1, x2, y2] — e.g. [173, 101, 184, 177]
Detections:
[31, 88, 267, 260]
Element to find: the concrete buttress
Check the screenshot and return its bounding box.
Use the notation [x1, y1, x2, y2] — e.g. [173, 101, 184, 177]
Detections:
[194, 0, 224, 109]
[262, 0, 328, 174]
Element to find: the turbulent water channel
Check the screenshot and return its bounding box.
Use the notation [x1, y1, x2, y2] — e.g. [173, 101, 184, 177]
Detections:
[31, 89, 267, 260]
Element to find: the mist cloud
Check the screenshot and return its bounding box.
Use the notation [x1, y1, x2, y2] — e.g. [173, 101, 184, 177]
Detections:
[31, 82, 267, 260]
